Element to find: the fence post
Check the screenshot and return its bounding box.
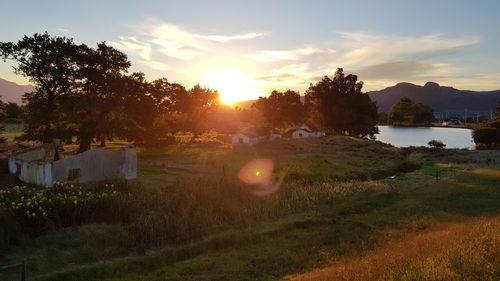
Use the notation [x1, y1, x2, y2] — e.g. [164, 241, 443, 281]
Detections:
[21, 260, 26, 281]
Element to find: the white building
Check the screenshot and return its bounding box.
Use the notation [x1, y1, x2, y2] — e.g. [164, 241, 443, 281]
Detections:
[231, 132, 261, 145]
[232, 129, 281, 145]
[8, 144, 137, 187]
[290, 124, 325, 139]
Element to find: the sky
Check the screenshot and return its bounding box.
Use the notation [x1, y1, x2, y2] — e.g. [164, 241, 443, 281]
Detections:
[1, 0, 500, 102]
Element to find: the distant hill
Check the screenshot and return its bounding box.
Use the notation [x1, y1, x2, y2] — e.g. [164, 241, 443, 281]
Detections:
[367, 82, 500, 115]
[233, 99, 256, 109]
[0, 78, 34, 103]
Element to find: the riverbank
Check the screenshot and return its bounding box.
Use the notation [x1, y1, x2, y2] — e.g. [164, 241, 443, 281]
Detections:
[1, 138, 499, 280]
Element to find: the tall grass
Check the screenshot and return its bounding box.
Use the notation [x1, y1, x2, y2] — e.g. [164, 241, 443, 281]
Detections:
[128, 177, 392, 246]
[1, 176, 393, 252]
[0, 182, 135, 252]
[287, 216, 500, 281]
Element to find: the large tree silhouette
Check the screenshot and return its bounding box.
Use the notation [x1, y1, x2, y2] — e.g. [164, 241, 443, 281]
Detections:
[0, 33, 80, 142]
[305, 68, 378, 137]
[252, 90, 305, 128]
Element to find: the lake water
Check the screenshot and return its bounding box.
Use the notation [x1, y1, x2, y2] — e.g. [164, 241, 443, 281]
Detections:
[376, 126, 475, 149]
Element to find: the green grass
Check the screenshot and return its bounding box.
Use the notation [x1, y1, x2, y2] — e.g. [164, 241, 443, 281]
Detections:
[0, 138, 499, 281]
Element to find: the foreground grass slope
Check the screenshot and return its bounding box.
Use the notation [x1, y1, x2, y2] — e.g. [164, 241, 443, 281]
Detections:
[32, 166, 500, 280]
[287, 216, 500, 281]
[0, 137, 499, 280]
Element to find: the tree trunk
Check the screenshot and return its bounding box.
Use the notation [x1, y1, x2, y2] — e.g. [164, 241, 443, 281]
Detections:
[77, 124, 93, 153]
[99, 136, 106, 147]
[42, 123, 52, 143]
[77, 136, 92, 153]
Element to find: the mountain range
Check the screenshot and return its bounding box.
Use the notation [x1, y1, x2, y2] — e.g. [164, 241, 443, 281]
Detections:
[0, 78, 34, 103]
[368, 82, 500, 115]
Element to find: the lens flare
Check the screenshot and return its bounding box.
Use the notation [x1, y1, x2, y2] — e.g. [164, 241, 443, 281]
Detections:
[238, 158, 274, 186]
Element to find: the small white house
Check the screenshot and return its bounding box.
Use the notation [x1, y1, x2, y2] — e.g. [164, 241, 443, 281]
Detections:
[291, 124, 325, 139]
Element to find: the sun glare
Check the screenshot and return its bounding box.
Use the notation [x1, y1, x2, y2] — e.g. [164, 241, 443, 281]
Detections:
[202, 69, 261, 106]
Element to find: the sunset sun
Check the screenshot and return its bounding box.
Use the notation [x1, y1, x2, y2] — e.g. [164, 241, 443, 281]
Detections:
[202, 69, 261, 106]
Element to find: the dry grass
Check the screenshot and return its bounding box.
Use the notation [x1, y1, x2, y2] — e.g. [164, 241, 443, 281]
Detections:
[286, 216, 500, 281]
[471, 168, 500, 179]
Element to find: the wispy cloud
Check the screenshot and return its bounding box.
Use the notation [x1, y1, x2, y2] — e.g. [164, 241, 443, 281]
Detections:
[109, 36, 151, 61]
[110, 20, 264, 63]
[337, 32, 480, 67]
[355, 61, 453, 81]
[246, 47, 329, 62]
[252, 32, 482, 91]
[195, 32, 264, 43]
[55, 28, 70, 33]
[110, 19, 490, 92]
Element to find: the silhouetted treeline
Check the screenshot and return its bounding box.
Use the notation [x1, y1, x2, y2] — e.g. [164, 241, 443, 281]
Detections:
[1, 33, 379, 150]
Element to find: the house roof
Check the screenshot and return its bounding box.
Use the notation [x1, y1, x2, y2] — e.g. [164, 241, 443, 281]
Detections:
[305, 123, 320, 132]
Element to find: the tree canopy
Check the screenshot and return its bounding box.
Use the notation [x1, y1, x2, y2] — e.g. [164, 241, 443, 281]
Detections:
[252, 90, 305, 128]
[388, 97, 434, 125]
[304, 68, 378, 137]
[1, 33, 220, 151]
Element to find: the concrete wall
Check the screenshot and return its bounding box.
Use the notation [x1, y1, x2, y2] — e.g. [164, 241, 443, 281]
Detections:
[52, 147, 137, 183]
[9, 146, 137, 187]
[16, 160, 53, 187]
[14, 147, 51, 162]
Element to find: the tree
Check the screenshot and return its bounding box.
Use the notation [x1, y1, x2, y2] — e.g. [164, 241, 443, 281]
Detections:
[1, 33, 80, 142]
[388, 97, 434, 125]
[170, 84, 219, 134]
[1, 33, 168, 151]
[66, 42, 133, 152]
[252, 90, 305, 128]
[5, 102, 23, 120]
[378, 112, 388, 124]
[304, 68, 378, 137]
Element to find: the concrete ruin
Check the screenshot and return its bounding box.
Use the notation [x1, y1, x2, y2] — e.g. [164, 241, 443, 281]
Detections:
[8, 144, 137, 187]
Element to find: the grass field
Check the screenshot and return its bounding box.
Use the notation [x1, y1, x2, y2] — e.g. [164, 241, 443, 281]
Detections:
[0, 137, 499, 281]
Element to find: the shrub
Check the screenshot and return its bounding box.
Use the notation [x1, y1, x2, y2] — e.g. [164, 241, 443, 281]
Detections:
[397, 152, 423, 173]
[428, 139, 446, 149]
[472, 126, 499, 147]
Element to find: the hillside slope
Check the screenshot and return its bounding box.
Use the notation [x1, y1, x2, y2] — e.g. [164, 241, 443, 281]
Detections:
[368, 82, 500, 114]
[0, 78, 34, 103]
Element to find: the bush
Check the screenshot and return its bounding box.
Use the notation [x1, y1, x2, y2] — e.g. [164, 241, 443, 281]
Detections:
[472, 126, 499, 147]
[428, 139, 446, 149]
[397, 152, 423, 173]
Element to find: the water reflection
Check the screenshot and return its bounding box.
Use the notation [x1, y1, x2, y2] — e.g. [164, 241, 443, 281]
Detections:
[376, 126, 474, 149]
